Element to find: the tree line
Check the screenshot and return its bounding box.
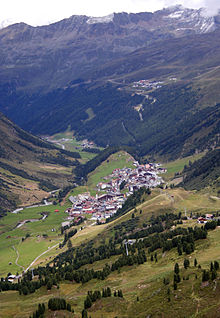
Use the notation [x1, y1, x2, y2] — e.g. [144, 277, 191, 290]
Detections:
[0, 215, 218, 296]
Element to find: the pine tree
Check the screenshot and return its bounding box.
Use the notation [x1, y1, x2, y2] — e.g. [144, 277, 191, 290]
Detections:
[177, 244, 182, 256]
[67, 239, 72, 249]
[202, 270, 210, 282]
[174, 274, 181, 284]
[118, 290, 123, 298]
[46, 279, 52, 290]
[174, 263, 179, 274]
[82, 309, 88, 318]
[184, 258, 190, 269]
[194, 258, 197, 267]
[211, 270, 217, 281]
[214, 261, 219, 271]
[84, 295, 92, 309]
[106, 287, 111, 297]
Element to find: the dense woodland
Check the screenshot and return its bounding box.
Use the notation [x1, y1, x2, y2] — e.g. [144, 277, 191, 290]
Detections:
[3, 82, 219, 160]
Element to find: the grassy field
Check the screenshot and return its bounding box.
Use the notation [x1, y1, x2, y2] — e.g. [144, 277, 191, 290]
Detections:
[0, 204, 69, 276]
[1, 217, 220, 318]
[49, 130, 103, 164]
[162, 152, 206, 181]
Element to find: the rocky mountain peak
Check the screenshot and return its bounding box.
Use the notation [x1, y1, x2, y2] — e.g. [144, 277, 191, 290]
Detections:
[0, 6, 219, 93]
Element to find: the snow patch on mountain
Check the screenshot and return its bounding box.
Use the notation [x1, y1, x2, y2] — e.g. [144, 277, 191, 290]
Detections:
[87, 13, 114, 25]
[164, 7, 216, 34]
[168, 10, 184, 19]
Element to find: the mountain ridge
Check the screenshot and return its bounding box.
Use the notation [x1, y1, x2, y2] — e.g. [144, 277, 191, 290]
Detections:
[0, 6, 218, 93]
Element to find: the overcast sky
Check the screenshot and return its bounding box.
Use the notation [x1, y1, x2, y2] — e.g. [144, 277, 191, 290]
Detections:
[1, 0, 220, 27]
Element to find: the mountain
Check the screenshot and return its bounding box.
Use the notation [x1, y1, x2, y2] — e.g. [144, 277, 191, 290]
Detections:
[1, 28, 220, 160]
[0, 112, 80, 214]
[0, 7, 220, 161]
[0, 6, 218, 93]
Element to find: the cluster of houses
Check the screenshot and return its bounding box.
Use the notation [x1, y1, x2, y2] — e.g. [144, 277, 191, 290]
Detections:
[65, 161, 166, 223]
[80, 139, 95, 149]
[98, 161, 166, 193]
[66, 191, 124, 223]
[132, 79, 164, 91]
[197, 214, 214, 224]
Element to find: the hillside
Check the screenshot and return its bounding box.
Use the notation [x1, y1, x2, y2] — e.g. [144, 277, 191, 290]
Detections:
[180, 149, 220, 192]
[0, 27, 220, 159]
[0, 149, 220, 317]
[1, 185, 220, 317]
[0, 6, 220, 317]
[0, 112, 80, 213]
[0, 6, 217, 93]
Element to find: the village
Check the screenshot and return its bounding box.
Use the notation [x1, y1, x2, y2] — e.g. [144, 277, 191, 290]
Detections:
[128, 77, 177, 95]
[65, 161, 166, 224]
[132, 79, 164, 91]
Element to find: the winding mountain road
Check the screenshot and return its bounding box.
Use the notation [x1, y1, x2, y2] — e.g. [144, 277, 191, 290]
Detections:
[12, 246, 24, 271]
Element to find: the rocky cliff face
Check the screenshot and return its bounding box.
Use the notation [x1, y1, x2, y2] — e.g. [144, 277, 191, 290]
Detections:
[0, 6, 218, 93]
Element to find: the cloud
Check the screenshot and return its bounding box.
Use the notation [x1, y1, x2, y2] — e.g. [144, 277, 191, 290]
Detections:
[164, 0, 220, 16]
[202, 0, 220, 17]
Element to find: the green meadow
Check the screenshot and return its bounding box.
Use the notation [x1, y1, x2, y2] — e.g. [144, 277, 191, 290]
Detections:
[0, 204, 68, 276]
[162, 152, 206, 181]
[1, 216, 220, 318]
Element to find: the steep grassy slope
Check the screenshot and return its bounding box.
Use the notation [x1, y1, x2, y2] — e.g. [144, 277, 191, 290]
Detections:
[0, 113, 80, 213]
[0, 186, 220, 318]
[0, 148, 220, 317]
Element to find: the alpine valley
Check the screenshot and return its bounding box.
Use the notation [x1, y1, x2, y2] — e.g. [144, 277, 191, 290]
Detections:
[0, 5, 220, 318]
